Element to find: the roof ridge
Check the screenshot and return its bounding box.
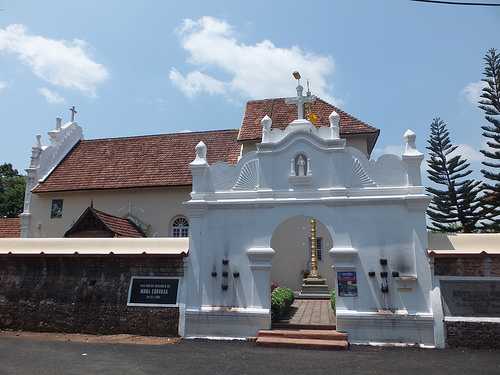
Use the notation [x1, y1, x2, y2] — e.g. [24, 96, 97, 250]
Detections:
[83, 128, 240, 143]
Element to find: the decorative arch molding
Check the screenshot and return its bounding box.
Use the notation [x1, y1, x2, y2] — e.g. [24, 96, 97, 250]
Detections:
[351, 157, 376, 187]
[210, 151, 259, 192]
[233, 159, 259, 190]
[257, 130, 345, 155]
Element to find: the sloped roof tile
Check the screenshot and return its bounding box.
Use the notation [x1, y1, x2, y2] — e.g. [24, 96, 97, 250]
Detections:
[34, 129, 240, 193]
[0, 218, 20, 238]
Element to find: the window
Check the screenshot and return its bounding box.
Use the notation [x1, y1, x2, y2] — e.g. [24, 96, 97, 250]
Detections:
[171, 216, 189, 237]
[50, 199, 64, 218]
[309, 237, 323, 261]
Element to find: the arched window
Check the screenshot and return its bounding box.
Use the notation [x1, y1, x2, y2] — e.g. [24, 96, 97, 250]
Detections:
[171, 216, 189, 237]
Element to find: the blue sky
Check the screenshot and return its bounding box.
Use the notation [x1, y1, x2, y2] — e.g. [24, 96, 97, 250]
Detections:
[0, 0, 499, 178]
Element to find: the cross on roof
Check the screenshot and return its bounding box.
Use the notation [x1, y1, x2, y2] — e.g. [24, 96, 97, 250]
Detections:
[69, 106, 78, 122]
[285, 81, 316, 120]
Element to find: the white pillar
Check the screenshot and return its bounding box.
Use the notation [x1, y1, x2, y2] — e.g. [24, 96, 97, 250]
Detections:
[402, 129, 424, 186]
[190, 141, 210, 195]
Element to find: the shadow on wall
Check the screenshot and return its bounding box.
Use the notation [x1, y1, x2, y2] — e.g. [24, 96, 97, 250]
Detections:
[270, 215, 334, 291]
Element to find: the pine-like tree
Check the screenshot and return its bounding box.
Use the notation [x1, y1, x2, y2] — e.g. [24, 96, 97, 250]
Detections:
[426, 118, 483, 233]
[478, 48, 500, 231]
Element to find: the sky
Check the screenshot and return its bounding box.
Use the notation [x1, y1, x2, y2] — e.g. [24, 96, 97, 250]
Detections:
[0, 0, 499, 180]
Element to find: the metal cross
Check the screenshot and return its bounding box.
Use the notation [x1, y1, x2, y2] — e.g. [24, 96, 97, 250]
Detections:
[285, 83, 316, 120]
[69, 106, 78, 122]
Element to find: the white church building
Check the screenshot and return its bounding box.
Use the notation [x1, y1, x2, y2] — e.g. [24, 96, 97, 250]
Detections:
[12, 80, 436, 346]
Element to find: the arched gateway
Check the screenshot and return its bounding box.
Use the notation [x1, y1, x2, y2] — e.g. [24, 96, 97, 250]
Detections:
[182, 87, 434, 345]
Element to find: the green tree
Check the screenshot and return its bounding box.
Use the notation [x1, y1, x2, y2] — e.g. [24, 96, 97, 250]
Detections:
[478, 48, 500, 231]
[426, 118, 483, 233]
[0, 163, 26, 218]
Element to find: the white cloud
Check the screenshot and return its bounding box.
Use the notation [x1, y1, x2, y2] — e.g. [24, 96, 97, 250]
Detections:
[38, 87, 65, 104]
[0, 81, 7, 93]
[453, 143, 484, 162]
[462, 80, 486, 106]
[169, 68, 226, 97]
[170, 16, 337, 103]
[0, 24, 108, 96]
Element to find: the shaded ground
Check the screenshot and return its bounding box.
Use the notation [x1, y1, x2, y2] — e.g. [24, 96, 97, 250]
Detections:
[0, 333, 499, 375]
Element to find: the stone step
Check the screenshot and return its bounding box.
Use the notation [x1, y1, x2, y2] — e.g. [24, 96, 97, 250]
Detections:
[295, 292, 331, 300]
[256, 336, 348, 350]
[258, 329, 347, 341]
[303, 278, 328, 285]
[300, 285, 330, 293]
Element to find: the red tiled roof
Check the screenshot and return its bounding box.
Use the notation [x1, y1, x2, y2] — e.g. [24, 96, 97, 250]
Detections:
[0, 218, 20, 238]
[65, 207, 145, 238]
[238, 97, 380, 152]
[34, 129, 241, 193]
[91, 208, 145, 237]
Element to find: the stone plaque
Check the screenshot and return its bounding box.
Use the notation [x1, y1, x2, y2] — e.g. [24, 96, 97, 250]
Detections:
[337, 271, 358, 297]
[440, 280, 500, 317]
[128, 277, 179, 307]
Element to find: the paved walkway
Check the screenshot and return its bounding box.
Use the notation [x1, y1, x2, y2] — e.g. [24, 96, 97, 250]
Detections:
[276, 299, 336, 327]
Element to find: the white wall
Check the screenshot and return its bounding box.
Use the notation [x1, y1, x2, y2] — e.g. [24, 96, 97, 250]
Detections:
[28, 187, 191, 237]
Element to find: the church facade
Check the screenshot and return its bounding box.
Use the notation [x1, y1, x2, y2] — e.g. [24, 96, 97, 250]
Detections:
[12, 84, 437, 345]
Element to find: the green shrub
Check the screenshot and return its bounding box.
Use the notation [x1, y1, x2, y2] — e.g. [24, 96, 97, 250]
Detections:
[271, 287, 294, 321]
[330, 289, 336, 311]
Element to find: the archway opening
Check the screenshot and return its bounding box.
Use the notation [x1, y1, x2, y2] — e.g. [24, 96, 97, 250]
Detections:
[270, 215, 334, 293]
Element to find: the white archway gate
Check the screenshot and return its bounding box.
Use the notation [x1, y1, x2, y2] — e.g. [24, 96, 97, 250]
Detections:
[182, 114, 435, 346]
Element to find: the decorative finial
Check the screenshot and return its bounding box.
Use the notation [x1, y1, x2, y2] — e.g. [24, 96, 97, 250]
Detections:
[403, 129, 422, 157]
[329, 111, 340, 139]
[261, 115, 272, 132]
[90, 199, 94, 208]
[191, 141, 208, 165]
[306, 79, 311, 97]
[69, 105, 77, 122]
[56, 117, 62, 130]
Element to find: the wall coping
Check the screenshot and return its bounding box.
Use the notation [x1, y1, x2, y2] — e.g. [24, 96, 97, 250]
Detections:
[0, 237, 189, 256]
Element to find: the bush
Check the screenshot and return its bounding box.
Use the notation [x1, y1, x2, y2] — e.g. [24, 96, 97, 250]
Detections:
[330, 289, 336, 311]
[271, 287, 294, 321]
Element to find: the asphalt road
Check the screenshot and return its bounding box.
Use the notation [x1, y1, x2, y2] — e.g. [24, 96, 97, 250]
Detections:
[0, 337, 499, 375]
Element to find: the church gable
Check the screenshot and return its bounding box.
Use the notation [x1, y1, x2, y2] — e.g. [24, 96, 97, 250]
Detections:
[64, 207, 145, 238]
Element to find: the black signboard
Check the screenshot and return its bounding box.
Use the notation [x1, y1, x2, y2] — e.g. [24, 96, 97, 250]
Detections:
[337, 271, 358, 297]
[128, 277, 179, 306]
